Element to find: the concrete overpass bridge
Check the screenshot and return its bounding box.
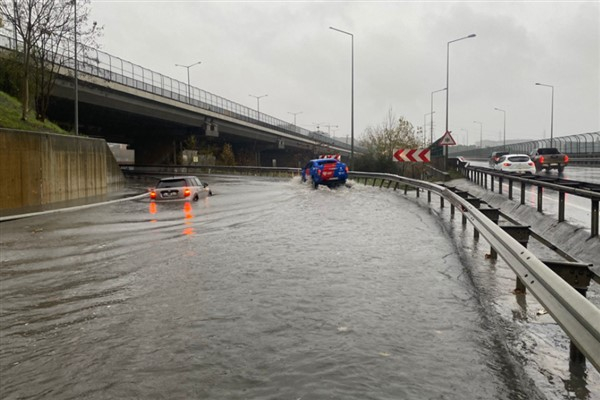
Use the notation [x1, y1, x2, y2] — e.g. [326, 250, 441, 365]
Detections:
[0, 33, 355, 167]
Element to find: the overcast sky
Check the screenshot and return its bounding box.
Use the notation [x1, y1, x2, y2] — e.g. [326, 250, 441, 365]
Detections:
[88, 1, 599, 146]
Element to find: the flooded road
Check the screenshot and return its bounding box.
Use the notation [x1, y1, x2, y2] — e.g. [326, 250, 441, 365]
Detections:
[1, 176, 598, 399]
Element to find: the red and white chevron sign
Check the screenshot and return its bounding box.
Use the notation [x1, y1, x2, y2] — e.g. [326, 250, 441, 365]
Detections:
[393, 148, 431, 162]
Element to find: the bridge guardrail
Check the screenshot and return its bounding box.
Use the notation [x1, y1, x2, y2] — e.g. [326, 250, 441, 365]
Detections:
[0, 33, 358, 154]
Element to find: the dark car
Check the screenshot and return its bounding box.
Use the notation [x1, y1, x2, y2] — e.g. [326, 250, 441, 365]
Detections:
[301, 155, 348, 188]
[488, 151, 509, 167]
[149, 176, 212, 201]
[529, 147, 569, 173]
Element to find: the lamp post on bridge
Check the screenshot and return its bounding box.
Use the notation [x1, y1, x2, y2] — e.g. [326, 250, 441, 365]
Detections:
[473, 121, 483, 148]
[288, 111, 302, 126]
[461, 128, 469, 147]
[175, 61, 202, 103]
[249, 94, 268, 121]
[535, 82, 554, 147]
[494, 107, 506, 150]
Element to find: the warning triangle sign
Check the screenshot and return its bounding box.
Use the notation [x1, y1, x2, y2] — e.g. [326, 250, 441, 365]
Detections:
[439, 131, 456, 146]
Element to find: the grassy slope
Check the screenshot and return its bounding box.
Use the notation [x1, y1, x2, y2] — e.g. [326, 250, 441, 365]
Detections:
[0, 91, 69, 134]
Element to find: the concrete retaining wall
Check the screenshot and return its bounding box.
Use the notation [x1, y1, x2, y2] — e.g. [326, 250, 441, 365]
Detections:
[0, 129, 125, 211]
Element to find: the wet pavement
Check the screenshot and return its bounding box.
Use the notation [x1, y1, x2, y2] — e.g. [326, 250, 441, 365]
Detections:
[1, 175, 598, 399]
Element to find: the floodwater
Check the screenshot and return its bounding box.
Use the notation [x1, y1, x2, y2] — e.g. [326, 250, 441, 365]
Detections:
[1, 175, 598, 399]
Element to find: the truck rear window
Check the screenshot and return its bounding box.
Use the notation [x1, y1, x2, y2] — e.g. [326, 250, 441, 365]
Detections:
[537, 148, 560, 155]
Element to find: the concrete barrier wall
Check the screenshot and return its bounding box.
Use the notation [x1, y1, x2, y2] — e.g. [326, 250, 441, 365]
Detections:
[0, 129, 124, 211]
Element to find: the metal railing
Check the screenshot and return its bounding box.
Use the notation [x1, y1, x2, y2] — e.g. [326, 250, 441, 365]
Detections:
[448, 132, 600, 159]
[348, 170, 600, 372]
[0, 32, 356, 152]
[459, 164, 600, 237]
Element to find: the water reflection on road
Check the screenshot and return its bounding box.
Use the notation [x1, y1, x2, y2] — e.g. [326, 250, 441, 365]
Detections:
[0, 175, 598, 399]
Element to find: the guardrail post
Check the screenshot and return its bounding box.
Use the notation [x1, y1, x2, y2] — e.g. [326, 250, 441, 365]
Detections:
[520, 181, 526, 205]
[404, 185, 408, 195]
[477, 207, 500, 240]
[427, 191, 431, 203]
[387, 180, 393, 189]
[440, 197, 444, 208]
[541, 260, 594, 364]
[537, 186, 544, 212]
[558, 191, 566, 222]
[416, 187, 420, 198]
[394, 182, 399, 191]
[484, 172, 488, 189]
[592, 199, 599, 237]
[465, 197, 481, 225]
[490, 176, 494, 192]
[499, 225, 531, 292]
[498, 177, 503, 194]
[508, 179, 513, 200]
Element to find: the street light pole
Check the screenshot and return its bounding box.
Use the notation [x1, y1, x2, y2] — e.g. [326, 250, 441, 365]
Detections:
[329, 26, 354, 169]
[461, 128, 469, 147]
[431, 88, 446, 145]
[425, 112, 435, 146]
[473, 121, 483, 148]
[175, 61, 202, 102]
[535, 82, 554, 147]
[249, 94, 268, 120]
[288, 111, 302, 126]
[445, 34, 476, 169]
[494, 108, 506, 150]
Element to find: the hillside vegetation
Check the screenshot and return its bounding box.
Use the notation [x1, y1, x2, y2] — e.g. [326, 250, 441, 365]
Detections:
[0, 91, 69, 134]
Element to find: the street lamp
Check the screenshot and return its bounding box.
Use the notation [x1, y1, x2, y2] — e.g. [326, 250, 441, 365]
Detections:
[535, 82, 554, 147]
[175, 61, 202, 102]
[431, 88, 446, 145]
[445, 34, 476, 168]
[473, 121, 483, 148]
[494, 107, 506, 150]
[329, 26, 354, 168]
[425, 112, 435, 146]
[461, 128, 469, 147]
[249, 94, 268, 120]
[288, 111, 302, 126]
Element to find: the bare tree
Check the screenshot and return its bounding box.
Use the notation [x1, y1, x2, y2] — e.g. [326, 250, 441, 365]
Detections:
[356, 108, 420, 172]
[0, 0, 100, 122]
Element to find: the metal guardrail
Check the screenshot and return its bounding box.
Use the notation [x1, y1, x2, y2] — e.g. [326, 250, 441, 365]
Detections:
[0, 33, 358, 153]
[459, 165, 600, 237]
[122, 165, 600, 371]
[348, 171, 600, 372]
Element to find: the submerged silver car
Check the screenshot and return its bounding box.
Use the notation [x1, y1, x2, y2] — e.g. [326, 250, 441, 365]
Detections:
[150, 176, 212, 201]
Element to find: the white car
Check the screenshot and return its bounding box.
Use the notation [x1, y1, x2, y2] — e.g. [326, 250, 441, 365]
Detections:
[150, 176, 212, 201]
[494, 154, 536, 174]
